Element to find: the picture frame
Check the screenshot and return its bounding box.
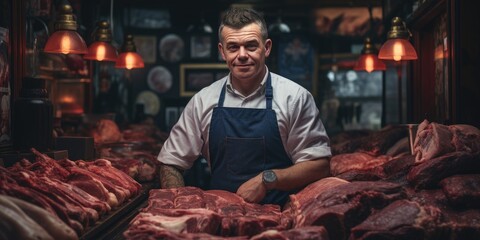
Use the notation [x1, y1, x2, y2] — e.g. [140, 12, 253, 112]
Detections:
[180, 63, 228, 97]
[127, 8, 171, 29]
[133, 35, 157, 64]
[277, 35, 318, 96]
[190, 35, 212, 59]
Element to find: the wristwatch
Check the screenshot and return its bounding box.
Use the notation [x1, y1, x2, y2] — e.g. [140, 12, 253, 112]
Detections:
[262, 170, 278, 190]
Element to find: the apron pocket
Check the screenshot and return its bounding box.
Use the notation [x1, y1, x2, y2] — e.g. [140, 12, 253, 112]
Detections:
[225, 137, 265, 176]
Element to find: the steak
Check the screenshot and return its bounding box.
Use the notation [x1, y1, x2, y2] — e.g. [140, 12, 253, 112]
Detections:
[407, 151, 480, 189]
[349, 200, 443, 240]
[294, 181, 406, 240]
[250, 226, 330, 240]
[330, 152, 391, 176]
[439, 174, 480, 208]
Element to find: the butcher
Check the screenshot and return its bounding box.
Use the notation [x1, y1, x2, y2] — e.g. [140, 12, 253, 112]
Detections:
[157, 7, 331, 206]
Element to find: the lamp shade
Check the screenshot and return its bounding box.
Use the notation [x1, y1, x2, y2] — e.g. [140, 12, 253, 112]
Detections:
[43, 0, 87, 54]
[354, 37, 386, 73]
[84, 42, 118, 61]
[115, 34, 144, 69]
[378, 17, 418, 61]
[44, 30, 88, 54]
[115, 52, 144, 69]
[84, 21, 117, 61]
[378, 38, 418, 61]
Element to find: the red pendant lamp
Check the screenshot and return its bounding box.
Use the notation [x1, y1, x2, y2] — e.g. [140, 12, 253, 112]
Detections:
[378, 17, 418, 61]
[84, 21, 117, 61]
[354, 37, 386, 73]
[115, 35, 144, 69]
[44, 0, 87, 54]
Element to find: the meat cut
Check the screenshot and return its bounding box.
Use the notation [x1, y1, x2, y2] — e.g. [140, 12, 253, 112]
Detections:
[349, 200, 443, 240]
[413, 119, 480, 164]
[0, 148, 142, 237]
[124, 187, 289, 239]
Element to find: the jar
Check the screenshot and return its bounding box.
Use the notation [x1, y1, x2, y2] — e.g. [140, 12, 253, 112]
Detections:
[13, 77, 53, 152]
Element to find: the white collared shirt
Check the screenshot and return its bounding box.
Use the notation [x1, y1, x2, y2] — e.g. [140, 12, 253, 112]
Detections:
[157, 68, 331, 170]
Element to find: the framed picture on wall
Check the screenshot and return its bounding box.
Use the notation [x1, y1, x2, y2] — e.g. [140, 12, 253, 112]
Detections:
[190, 35, 212, 59]
[277, 35, 318, 96]
[127, 8, 171, 29]
[180, 63, 228, 97]
[133, 35, 157, 64]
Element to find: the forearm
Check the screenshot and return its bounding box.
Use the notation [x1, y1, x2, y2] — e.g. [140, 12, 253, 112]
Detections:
[274, 158, 331, 191]
[159, 163, 185, 189]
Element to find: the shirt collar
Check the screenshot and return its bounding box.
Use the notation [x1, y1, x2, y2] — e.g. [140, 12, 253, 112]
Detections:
[226, 66, 269, 98]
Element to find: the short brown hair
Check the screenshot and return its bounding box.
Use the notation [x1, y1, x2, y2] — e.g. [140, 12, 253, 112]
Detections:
[218, 8, 268, 42]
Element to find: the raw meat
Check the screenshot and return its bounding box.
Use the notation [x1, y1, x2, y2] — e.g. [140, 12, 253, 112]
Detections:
[91, 119, 122, 144]
[439, 174, 480, 208]
[293, 181, 406, 240]
[330, 152, 391, 176]
[331, 125, 407, 156]
[3, 195, 78, 240]
[349, 200, 443, 240]
[250, 226, 330, 240]
[413, 120, 480, 163]
[407, 151, 480, 189]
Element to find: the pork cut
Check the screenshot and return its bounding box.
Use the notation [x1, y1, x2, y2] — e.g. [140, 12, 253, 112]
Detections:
[413, 120, 480, 164]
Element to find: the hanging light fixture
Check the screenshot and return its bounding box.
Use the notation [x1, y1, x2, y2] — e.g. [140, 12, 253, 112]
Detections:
[115, 34, 144, 69]
[354, 37, 386, 73]
[378, 17, 418, 123]
[378, 17, 418, 61]
[44, 0, 88, 54]
[84, 20, 117, 61]
[354, 5, 385, 73]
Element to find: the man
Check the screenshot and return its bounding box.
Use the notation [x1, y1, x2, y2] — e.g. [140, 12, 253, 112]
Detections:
[157, 8, 331, 206]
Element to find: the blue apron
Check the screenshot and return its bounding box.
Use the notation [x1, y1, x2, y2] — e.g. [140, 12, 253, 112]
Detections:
[208, 73, 293, 205]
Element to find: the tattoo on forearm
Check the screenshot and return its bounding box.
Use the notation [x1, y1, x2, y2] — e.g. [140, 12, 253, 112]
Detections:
[159, 164, 185, 189]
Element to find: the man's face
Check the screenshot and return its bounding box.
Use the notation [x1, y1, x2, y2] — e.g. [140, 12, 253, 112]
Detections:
[218, 23, 272, 83]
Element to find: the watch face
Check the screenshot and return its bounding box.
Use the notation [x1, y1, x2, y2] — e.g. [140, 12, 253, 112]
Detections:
[263, 170, 277, 183]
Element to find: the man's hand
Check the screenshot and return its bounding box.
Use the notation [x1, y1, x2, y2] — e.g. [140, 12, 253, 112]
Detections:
[236, 173, 267, 203]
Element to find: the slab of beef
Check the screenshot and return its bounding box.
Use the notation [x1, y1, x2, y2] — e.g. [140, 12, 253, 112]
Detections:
[439, 174, 480, 208]
[335, 169, 384, 182]
[250, 226, 330, 240]
[76, 159, 141, 197]
[290, 177, 349, 214]
[407, 151, 480, 189]
[127, 187, 285, 238]
[0, 176, 84, 234]
[408, 188, 480, 239]
[330, 152, 392, 176]
[0, 194, 54, 240]
[381, 155, 416, 185]
[413, 120, 480, 164]
[349, 200, 443, 240]
[331, 125, 407, 156]
[294, 181, 406, 240]
[386, 136, 411, 157]
[91, 119, 122, 144]
[129, 209, 222, 235]
[124, 224, 248, 240]
[2, 195, 78, 240]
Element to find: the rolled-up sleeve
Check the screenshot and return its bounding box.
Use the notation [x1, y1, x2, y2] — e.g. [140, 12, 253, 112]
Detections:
[285, 87, 331, 164]
[157, 96, 205, 170]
